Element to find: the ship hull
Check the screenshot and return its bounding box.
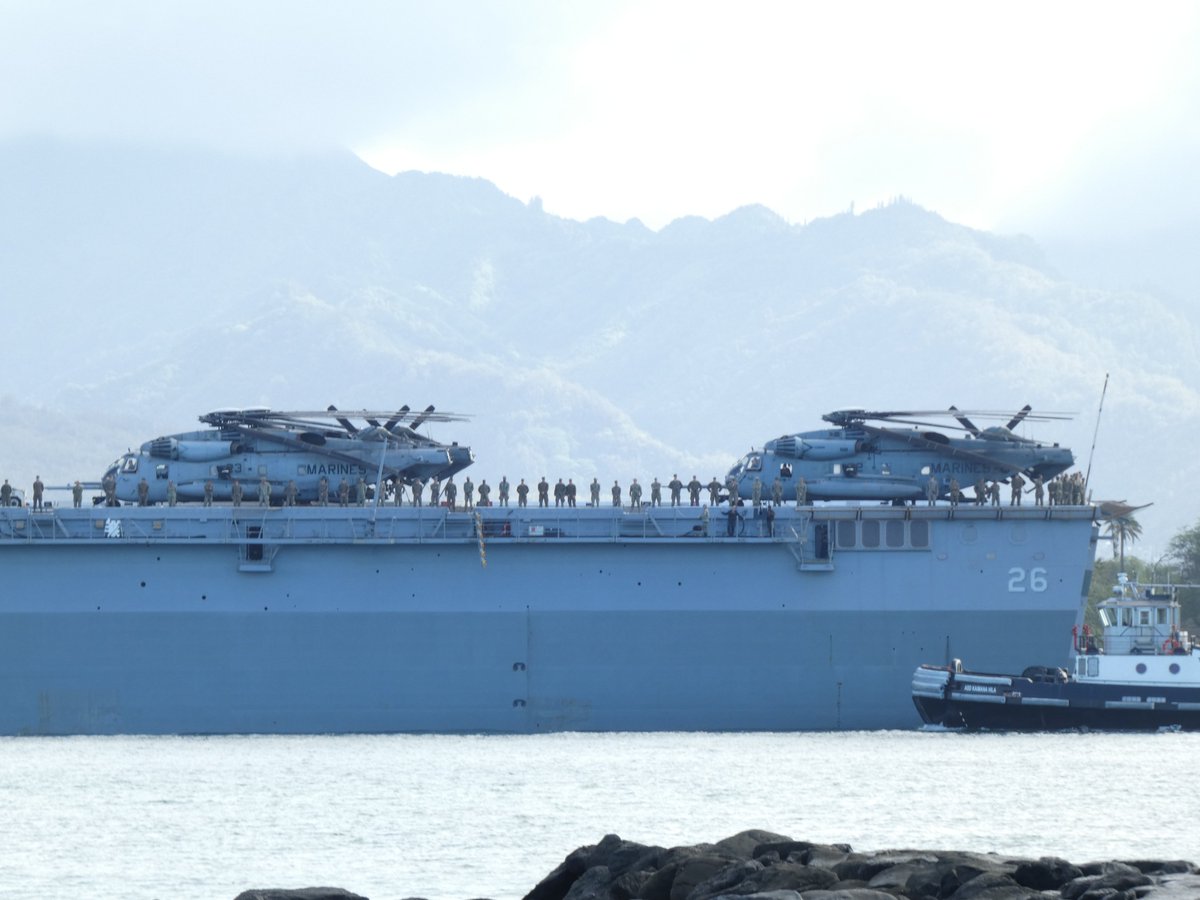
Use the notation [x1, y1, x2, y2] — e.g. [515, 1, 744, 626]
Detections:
[0, 504, 1098, 734]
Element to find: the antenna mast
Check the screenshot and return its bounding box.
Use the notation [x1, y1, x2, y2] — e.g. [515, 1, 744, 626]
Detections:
[1083, 373, 1109, 494]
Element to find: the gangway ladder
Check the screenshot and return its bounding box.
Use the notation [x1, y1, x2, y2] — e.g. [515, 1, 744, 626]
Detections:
[785, 517, 835, 572]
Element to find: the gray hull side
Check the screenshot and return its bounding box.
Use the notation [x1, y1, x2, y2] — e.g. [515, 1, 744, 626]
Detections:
[0, 508, 1098, 734]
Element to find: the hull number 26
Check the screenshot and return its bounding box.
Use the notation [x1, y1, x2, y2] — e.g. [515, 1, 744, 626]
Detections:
[1008, 567, 1048, 592]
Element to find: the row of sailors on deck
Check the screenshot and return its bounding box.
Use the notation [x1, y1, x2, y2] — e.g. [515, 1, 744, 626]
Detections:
[926, 471, 1086, 508]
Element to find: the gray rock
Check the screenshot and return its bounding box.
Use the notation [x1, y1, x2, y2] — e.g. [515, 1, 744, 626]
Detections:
[802, 891, 908, 900]
[1062, 869, 1153, 900]
[687, 859, 763, 900]
[672, 855, 745, 900]
[562, 866, 613, 900]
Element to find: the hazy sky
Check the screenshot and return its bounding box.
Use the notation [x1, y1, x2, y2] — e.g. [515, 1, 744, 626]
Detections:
[3, 1, 1197, 235]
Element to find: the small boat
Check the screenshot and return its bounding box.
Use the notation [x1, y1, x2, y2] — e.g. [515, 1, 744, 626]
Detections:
[912, 572, 1200, 731]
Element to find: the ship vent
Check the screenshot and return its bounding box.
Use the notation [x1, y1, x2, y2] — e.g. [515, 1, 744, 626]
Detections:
[773, 436, 799, 458]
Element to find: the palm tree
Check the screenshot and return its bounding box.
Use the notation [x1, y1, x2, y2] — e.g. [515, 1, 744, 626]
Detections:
[1105, 514, 1143, 570]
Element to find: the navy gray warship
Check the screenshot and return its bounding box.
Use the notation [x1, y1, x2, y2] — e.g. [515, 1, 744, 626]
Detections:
[0, 405, 1102, 735]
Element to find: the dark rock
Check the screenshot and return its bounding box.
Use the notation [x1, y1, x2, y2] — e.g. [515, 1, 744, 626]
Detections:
[1120, 860, 1196, 875]
[686, 859, 762, 900]
[945, 871, 1040, 899]
[802, 892, 906, 900]
[835, 853, 937, 883]
[233, 891, 368, 900]
[747, 862, 839, 894]
[1013, 857, 1083, 891]
[1078, 862, 1144, 879]
[751, 841, 852, 864]
[715, 831, 794, 860]
[562, 866, 613, 900]
[671, 856, 743, 900]
[1062, 869, 1153, 900]
[524, 844, 593, 900]
[610, 869, 654, 900]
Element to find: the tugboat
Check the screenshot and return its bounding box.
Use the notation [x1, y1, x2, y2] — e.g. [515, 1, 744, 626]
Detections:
[912, 572, 1200, 730]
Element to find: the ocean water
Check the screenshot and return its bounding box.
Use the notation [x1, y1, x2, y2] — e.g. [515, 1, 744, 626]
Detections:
[0, 731, 1195, 900]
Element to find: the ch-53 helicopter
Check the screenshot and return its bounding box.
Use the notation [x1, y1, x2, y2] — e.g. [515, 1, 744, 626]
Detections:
[726, 406, 1076, 503]
[103, 406, 473, 505]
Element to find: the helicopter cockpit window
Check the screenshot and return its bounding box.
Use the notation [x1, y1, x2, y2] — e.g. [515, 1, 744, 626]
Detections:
[155, 464, 169, 480]
[746, 454, 763, 473]
[121, 457, 139, 474]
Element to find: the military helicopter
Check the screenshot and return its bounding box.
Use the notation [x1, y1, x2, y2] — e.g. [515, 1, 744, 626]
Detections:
[726, 406, 1075, 503]
[103, 406, 473, 505]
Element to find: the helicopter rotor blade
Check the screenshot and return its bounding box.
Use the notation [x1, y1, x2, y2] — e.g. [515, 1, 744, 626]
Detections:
[326, 404, 358, 436]
[948, 405, 980, 436]
[407, 405, 436, 431]
[1005, 404, 1033, 431]
[384, 406, 411, 431]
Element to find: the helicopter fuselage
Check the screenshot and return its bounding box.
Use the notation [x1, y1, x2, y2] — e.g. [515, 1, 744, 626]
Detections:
[107, 422, 473, 504]
[727, 426, 1074, 503]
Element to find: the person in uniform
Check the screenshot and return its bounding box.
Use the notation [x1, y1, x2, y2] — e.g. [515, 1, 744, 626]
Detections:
[1009, 472, 1024, 506]
[284, 480, 298, 507]
[554, 478, 565, 507]
[72, 480, 84, 508]
[463, 477, 474, 509]
[318, 476, 329, 507]
[726, 505, 739, 537]
[0, 479, 11, 506]
[231, 480, 244, 507]
[516, 479, 529, 507]
[629, 478, 642, 510]
[394, 480, 405, 506]
[1048, 476, 1059, 507]
[166, 480, 178, 507]
[650, 478, 662, 507]
[948, 477, 960, 508]
[611, 480, 621, 507]
[751, 476, 763, 508]
[203, 480, 214, 507]
[687, 476, 701, 506]
[337, 478, 350, 507]
[1033, 474, 1045, 506]
[669, 475, 683, 507]
[566, 479, 577, 508]
[988, 480, 1000, 506]
[444, 477, 456, 510]
[974, 476, 987, 506]
[707, 477, 721, 505]
[925, 476, 938, 506]
[258, 477, 272, 507]
[765, 505, 775, 537]
[589, 478, 600, 507]
[355, 477, 367, 506]
[771, 476, 783, 507]
[794, 477, 807, 507]
[33, 475, 45, 510]
[498, 476, 510, 506]
[726, 476, 740, 505]
[537, 477, 549, 507]
[411, 478, 424, 507]
[429, 477, 441, 506]
[477, 480, 490, 506]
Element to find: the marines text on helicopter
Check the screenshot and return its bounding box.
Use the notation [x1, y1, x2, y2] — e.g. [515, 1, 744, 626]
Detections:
[103, 406, 473, 505]
[726, 406, 1075, 503]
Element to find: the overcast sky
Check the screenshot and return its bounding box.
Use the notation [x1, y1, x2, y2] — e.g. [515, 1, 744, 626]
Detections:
[3, 1, 1197, 235]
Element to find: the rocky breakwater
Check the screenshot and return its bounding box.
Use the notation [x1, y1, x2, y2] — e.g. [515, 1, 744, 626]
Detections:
[522, 830, 1200, 900]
